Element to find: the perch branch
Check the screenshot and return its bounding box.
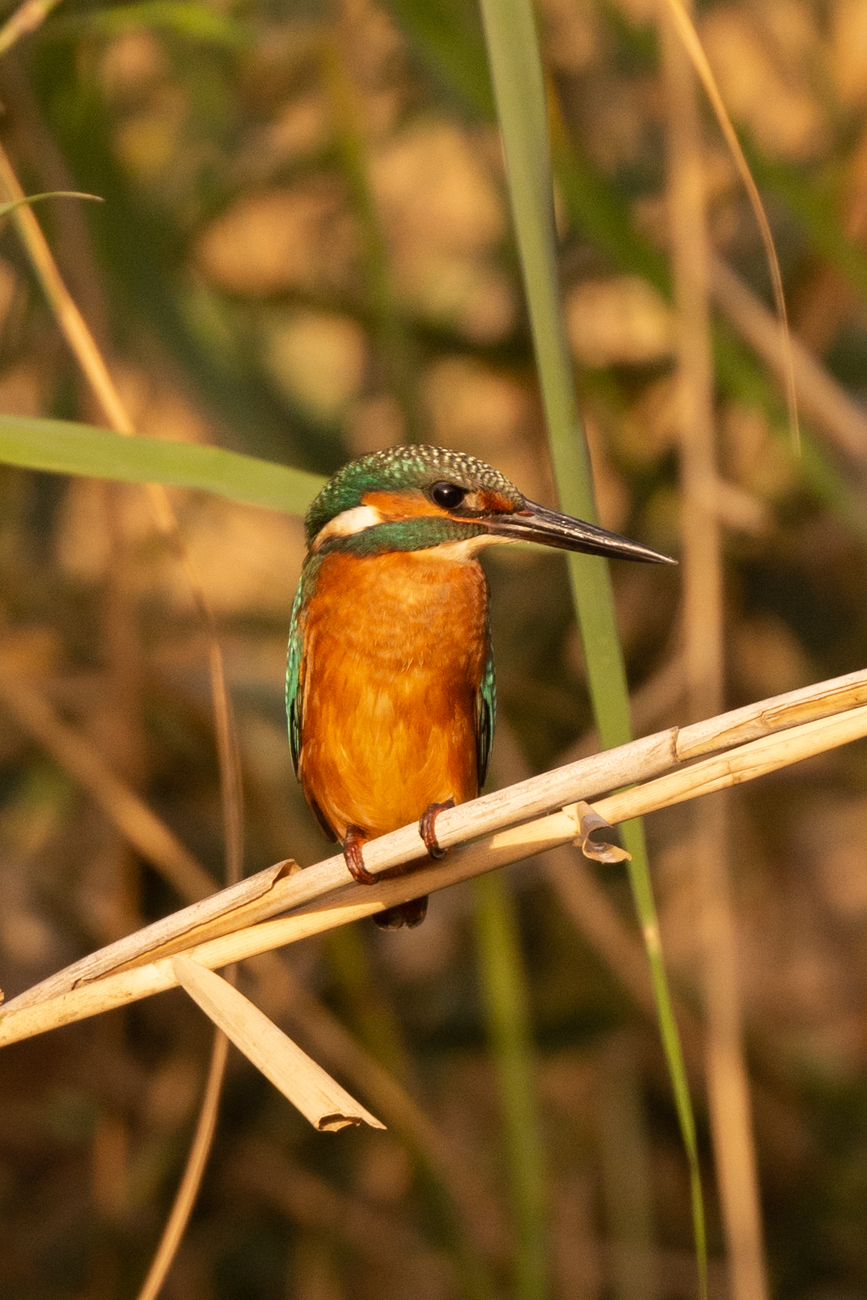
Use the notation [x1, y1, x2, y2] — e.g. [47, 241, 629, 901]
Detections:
[7, 664, 867, 1014]
[3, 683, 867, 1047]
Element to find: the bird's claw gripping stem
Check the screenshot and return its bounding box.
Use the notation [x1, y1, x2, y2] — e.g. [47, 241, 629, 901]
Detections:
[343, 825, 375, 884]
[419, 799, 455, 860]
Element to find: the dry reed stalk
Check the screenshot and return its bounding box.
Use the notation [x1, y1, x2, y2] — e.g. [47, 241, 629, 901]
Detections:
[556, 653, 686, 766]
[0, 0, 63, 55]
[257, 954, 507, 1258]
[0, 146, 133, 430]
[0, 690, 485, 1227]
[225, 1140, 425, 1263]
[492, 719, 705, 1068]
[4, 695, 867, 1048]
[135, 1030, 229, 1300]
[792, 129, 867, 353]
[711, 255, 867, 470]
[0, 142, 245, 1300]
[0, 665, 504, 1254]
[0, 664, 217, 901]
[7, 666, 867, 1016]
[661, 0, 798, 450]
[0, 144, 242, 876]
[173, 956, 384, 1131]
[662, 7, 768, 1298]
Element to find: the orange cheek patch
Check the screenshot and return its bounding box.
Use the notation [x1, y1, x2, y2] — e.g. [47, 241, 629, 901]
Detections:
[362, 489, 437, 519]
[363, 486, 518, 520]
[364, 487, 518, 519]
[476, 489, 515, 514]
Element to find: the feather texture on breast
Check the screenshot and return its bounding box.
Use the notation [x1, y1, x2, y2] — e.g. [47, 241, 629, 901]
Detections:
[292, 547, 491, 841]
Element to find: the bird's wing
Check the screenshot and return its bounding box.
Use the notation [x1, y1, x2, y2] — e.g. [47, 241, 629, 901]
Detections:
[475, 635, 496, 789]
[285, 577, 306, 776]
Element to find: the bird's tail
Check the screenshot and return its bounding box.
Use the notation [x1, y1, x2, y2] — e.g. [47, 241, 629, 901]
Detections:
[374, 895, 429, 929]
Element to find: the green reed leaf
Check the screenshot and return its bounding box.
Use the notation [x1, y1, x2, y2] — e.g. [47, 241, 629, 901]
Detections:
[476, 1, 707, 1294]
[0, 414, 325, 515]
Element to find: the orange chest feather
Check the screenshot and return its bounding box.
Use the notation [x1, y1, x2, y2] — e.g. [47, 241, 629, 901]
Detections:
[297, 549, 489, 839]
[304, 549, 488, 680]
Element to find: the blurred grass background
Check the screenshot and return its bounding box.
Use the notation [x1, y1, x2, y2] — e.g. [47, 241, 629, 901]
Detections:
[2, 0, 867, 1297]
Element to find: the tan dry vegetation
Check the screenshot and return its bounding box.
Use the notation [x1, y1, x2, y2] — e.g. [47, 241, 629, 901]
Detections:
[1, 0, 867, 1297]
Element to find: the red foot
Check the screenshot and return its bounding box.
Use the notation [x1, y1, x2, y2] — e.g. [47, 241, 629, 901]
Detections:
[343, 825, 375, 884]
[419, 799, 455, 860]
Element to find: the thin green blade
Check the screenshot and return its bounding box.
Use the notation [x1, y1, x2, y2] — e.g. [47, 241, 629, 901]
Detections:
[0, 414, 325, 516]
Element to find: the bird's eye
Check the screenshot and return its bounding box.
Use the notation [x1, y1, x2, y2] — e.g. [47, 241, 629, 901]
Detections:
[430, 481, 467, 510]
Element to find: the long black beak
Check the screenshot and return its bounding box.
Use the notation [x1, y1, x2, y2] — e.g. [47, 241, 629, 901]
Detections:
[482, 499, 676, 564]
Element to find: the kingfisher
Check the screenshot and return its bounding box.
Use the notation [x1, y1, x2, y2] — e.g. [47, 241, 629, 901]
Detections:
[287, 444, 673, 929]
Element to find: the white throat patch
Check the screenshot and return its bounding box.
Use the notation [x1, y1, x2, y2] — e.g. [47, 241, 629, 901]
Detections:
[311, 505, 384, 551]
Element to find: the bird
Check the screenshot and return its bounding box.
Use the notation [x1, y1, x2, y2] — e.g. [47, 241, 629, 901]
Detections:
[286, 444, 674, 929]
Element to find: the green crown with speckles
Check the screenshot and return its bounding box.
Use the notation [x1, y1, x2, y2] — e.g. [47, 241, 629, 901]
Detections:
[305, 445, 524, 546]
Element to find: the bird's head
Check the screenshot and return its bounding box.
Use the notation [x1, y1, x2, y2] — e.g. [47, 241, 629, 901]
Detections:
[305, 444, 675, 565]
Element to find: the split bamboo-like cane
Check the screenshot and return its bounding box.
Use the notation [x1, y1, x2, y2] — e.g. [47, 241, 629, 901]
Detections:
[6, 665, 867, 1017]
[2, 685, 867, 1049]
